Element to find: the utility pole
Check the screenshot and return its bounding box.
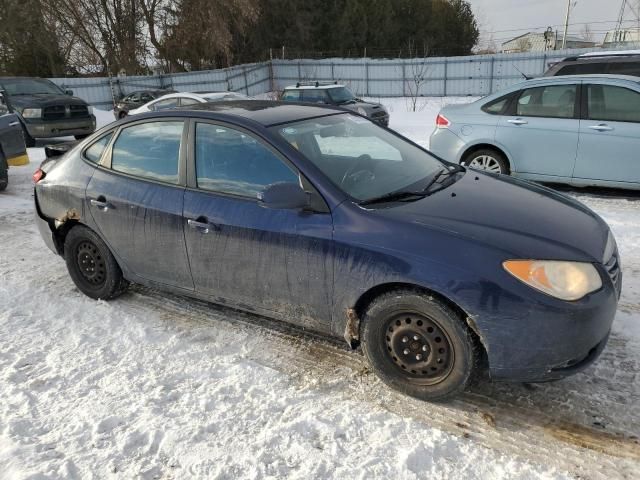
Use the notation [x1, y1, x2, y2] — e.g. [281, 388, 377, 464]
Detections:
[562, 0, 572, 49]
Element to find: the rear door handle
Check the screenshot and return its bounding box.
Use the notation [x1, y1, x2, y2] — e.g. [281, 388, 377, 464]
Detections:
[588, 124, 613, 132]
[507, 118, 528, 125]
[187, 217, 219, 234]
[90, 198, 113, 211]
[8, 121, 19, 127]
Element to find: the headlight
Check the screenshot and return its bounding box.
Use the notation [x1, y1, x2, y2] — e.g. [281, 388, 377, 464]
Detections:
[22, 108, 42, 119]
[503, 260, 602, 301]
[87, 105, 94, 115]
[357, 107, 367, 116]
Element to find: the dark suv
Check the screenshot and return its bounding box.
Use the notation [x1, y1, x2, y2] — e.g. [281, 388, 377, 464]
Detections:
[545, 51, 640, 77]
[281, 82, 389, 126]
[0, 77, 96, 147]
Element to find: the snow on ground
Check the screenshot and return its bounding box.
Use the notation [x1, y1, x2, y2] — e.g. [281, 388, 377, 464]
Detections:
[1, 104, 639, 479]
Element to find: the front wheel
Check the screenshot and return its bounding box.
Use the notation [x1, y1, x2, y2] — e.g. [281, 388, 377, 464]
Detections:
[361, 290, 478, 401]
[463, 149, 509, 175]
[64, 225, 129, 300]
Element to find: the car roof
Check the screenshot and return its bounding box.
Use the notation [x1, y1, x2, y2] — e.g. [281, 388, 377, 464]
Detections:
[578, 49, 640, 58]
[164, 100, 346, 126]
[526, 74, 640, 85]
[284, 84, 346, 90]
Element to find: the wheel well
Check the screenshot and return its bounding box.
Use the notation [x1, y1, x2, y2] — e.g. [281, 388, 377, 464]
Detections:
[461, 144, 511, 170]
[354, 282, 488, 364]
[52, 219, 81, 255]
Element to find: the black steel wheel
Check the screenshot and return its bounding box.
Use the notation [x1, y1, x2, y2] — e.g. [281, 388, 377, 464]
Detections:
[64, 225, 129, 300]
[361, 290, 479, 401]
[384, 312, 454, 385]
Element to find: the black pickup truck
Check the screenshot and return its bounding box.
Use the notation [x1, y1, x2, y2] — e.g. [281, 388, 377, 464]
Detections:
[0, 77, 95, 147]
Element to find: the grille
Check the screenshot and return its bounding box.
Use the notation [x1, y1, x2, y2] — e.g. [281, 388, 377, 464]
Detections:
[43, 105, 66, 120]
[605, 249, 622, 297]
[69, 105, 89, 117]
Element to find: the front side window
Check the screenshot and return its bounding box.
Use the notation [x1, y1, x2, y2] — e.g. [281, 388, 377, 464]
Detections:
[588, 84, 640, 123]
[140, 93, 153, 102]
[281, 90, 300, 101]
[195, 123, 299, 198]
[273, 114, 444, 201]
[516, 84, 577, 119]
[111, 121, 183, 184]
[84, 132, 113, 163]
[326, 87, 357, 104]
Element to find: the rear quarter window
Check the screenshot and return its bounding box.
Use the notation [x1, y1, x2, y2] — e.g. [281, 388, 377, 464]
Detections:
[481, 94, 512, 115]
[84, 133, 113, 163]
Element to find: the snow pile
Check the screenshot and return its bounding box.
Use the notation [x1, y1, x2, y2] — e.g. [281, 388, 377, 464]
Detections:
[0, 102, 638, 479]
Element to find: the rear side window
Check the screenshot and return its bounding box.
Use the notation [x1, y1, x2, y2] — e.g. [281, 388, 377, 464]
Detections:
[151, 98, 178, 110]
[195, 122, 299, 198]
[84, 133, 113, 163]
[281, 90, 300, 101]
[556, 63, 606, 76]
[111, 121, 183, 184]
[482, 94, 512, 115]
[588, 85, 640, 123]
[516, 84, 577, 119]
[179, 97, 200, 106]
[607, 62, 640, 77]
[302, 90, 329, 104]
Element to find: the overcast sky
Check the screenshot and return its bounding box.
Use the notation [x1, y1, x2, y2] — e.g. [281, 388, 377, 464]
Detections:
[469, 0, 634, 49]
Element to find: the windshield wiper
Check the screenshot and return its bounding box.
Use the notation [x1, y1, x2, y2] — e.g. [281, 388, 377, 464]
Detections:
[360, 190, 428, 206]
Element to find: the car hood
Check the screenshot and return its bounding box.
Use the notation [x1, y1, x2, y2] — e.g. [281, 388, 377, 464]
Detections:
[341, 100, 386, 114]
[9, 94, 89, 108]
[376, 171, 609, 262]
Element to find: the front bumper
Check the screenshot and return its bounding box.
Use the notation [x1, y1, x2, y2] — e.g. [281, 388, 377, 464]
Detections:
[483, 275, 619, 383]
[24, 115, 96, 139]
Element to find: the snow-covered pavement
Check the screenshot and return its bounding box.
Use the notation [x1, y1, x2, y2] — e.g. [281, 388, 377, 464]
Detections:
[0, 102, 639, 479]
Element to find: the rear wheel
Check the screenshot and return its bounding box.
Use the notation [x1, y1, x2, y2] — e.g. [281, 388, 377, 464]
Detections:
[64, 225, 128, 300]
[361, 290, 478, 401]
[463, 148, 509, 175]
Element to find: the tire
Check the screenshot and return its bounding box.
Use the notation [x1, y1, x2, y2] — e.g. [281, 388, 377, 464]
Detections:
[463, 148, 509, 175]
[118, 111, 127, 119]
[64, 225, 129, 300]
[74, 134, 90, 140]
[361, 290, 478, 401]
[0, 149, 7, 192]
[22, 126, 36, 148]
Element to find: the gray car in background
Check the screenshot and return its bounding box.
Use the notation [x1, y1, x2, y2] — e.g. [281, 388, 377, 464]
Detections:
[429, 74, 640, 191]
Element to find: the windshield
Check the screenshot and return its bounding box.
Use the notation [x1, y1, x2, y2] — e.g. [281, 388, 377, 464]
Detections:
[327, 87, 357, 104]
[272, 114, 444, 201]
[0, 78, 65, 95]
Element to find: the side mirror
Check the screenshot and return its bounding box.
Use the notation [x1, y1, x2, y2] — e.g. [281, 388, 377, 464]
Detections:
[65, 89, 74, 96]
[258, 182, 308, 210]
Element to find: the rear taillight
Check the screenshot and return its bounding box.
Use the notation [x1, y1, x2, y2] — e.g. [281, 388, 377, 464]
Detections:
[33, 168, 45, 183]
[436, 114, 451, 128]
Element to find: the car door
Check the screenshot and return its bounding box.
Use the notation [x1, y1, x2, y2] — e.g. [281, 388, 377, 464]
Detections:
[86, 120, 194, 290]
[0, 112, 26, 159]
[183, 120, 334, 332]
[573, 82, 640, 185]
[495, 82, 580, 178]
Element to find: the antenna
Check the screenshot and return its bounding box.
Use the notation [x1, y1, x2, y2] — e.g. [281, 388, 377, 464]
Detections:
[512, 64, 531, 80]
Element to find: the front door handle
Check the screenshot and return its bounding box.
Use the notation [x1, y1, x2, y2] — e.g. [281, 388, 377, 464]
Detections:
[588, 124, 613, 132]
[507, 118, 528, 125]
[187, 217, 218, 234]
[90, 197, 113, 211]
[8, 121, 19, 127]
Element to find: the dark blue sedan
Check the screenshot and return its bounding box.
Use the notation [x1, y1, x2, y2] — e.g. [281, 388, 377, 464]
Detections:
[34, 101, 621, 401]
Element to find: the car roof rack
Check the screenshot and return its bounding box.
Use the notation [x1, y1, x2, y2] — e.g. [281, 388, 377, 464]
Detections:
[564, 52, 640, 62]
[295, 81, 339, 88]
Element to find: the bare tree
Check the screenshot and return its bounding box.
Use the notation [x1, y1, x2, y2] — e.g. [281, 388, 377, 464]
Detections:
[403, 41, 431, 112]
[581, 24, 595, 42]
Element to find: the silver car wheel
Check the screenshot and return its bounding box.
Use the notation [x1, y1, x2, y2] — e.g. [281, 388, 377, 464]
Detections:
[468, 155, 503, 174]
